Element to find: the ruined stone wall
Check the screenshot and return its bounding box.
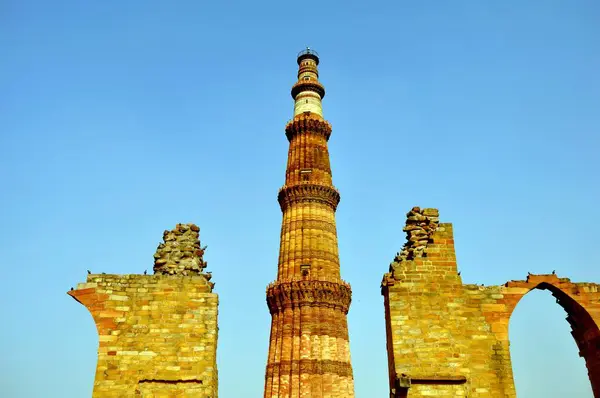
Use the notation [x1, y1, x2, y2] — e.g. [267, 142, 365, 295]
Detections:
[382, 207, 600, 398]
[69, 224, 218, 398]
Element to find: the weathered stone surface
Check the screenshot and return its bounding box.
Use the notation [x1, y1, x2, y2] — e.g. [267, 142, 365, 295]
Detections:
[69, 274, 218, 398]
[387, 207, 440, 277]
[69, 224, 218, 397]
[382, 208, 600, 398]
[153, 224, 213, 287]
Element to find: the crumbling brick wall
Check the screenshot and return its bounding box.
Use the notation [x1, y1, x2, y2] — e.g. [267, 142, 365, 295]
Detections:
[382, 208, 600, 398]
[69, 224, 218, 398]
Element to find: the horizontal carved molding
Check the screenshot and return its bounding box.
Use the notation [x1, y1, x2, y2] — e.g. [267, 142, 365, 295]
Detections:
[278, 251, 340, 267]
[281, 219, 338, 235]
[138, 379, 203, 385]
[285, 115, 332, 142]
[272, 320, 350, 339]
[265, 359, 353, 378]
[278, 184, 340, 212]
[266, 279, 352, 314]
[291, 80, 326, 100]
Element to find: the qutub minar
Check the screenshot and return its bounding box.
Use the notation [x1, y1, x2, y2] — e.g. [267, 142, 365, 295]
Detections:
[264, 48, 355, 397]
[68, 48, 600, 398]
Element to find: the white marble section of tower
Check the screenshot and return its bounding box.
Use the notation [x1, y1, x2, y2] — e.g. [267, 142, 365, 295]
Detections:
[292, 48, 325, 117]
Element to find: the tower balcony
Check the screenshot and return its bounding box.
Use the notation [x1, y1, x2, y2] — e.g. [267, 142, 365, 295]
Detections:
[285, 112, 332, 141]
[277, 183, 341, 211]
[291, 79, 325, 100]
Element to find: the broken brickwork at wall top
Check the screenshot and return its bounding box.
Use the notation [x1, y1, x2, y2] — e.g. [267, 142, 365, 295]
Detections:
[382, 207, 600, 398]
[69, 223, 219, 397]
[153, 224, 213, 284]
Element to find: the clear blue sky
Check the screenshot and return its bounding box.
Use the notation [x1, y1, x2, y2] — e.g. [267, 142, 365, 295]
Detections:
[1, 1, 599, 397]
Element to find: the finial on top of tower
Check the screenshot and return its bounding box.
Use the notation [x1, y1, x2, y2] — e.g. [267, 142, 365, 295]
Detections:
[297, 47, 319, 65]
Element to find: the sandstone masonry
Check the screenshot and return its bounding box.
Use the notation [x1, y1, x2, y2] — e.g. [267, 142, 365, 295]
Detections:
[153, 223, 210, 280]
[382, 207, 600, 398]
[69, 224, 218, 398]
[263, 49, 355, 398]
[67, 48, 600, 398]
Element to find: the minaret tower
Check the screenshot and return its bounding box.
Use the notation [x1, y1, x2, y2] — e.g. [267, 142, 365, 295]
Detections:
[264, 49, 355, 398]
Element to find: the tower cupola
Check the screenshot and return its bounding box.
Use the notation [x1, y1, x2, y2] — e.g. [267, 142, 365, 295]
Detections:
[291, 47, 326, 117]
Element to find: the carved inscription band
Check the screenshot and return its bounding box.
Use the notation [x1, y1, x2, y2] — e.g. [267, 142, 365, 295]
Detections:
[279, 250, 340, 265]
[266, 279, 352, 314]
[278, 184, 341, 212]
[281, 219, 338, 235]
[265, 359, 353, 378]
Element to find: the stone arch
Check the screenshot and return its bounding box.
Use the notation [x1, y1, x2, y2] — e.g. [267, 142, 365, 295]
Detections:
[381, 208, 600, 398]
[496, 274, 600, 397]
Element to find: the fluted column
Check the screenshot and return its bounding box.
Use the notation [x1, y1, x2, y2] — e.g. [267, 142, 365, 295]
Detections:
[264, 48, 355, 398]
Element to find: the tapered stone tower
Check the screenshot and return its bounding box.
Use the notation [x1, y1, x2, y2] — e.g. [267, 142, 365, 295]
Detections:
[264, 49, 355, 398]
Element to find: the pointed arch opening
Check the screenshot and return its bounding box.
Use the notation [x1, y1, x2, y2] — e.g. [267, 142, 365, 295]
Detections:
[508, 281, 600, 397]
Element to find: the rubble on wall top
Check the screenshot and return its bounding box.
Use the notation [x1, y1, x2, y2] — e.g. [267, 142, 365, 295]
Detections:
[153, 224, 213, 289]
[390, 207, 440, 269]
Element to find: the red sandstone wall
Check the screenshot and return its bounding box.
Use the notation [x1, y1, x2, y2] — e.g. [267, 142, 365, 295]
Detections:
[382, 208, 600, 397]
